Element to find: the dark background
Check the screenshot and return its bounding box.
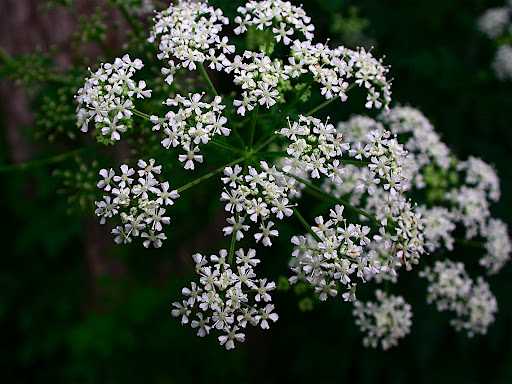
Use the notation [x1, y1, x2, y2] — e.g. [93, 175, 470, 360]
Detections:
[0, 0, 511, 383]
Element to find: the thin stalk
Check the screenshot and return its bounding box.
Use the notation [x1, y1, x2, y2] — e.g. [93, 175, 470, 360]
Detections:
[293, 207, 322, 242]
[342, 158, 370, 166]
[305, 98, 336, 116]
[0, 148, 88, 173]
[209, 139, 244, 155]
[118, 3, 143, 36]
[199, 63, 219, 97]
[227, 214, 239, 264]
[132, 109, 152, 120]
[255, 151, 288, 158]
[253, 134, 277, 153]
[286, 171, 380, 227]
[305, 84, 357, 116]
[0, 47, 13, 65]
[176, 155, 246, 193]
[249, 106, 259, 149]
[455, 238, 485, 249]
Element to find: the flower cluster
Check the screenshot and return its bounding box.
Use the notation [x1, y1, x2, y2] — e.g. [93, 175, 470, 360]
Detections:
[94, 159, 179, 248]
[478, 5, 510, 39]
[337, 108, 452, 190]
[148, 1, 230, 84]
[353, 290, 412, 350]
[447, 186, 490, 240]
[289, 41, 392, 108]
[171, 248, 278, 350]
[420, 260, 498, 337]
[75, 55, 151, 143]
[481, 218, 511, 274]
[478, 3, 512, 80]
[356, 128, 410, 195]
[378, 106, 451, 187]
[289, 205, 373, 302]
[221, 162, 296, 246]
[457, 156, 500, 202]
[366, 190, 425, 272]
[151, 93, 229, 170]
[417, 206, 456, 253]
[71, 0, 510, 352]
[492, 45, 512, 80]
[279, 115, 349, 183]
[228, 51, 288, 114]
[234, 0, 315, 44]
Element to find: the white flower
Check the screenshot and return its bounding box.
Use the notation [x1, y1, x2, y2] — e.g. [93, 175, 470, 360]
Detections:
[75, 55, 150, 142]
[228, 51, 288, 114]
[234, 1, 315, 43]
[94, 159, 177, 248]
[492, 44, 512, 81]
[149, 1, 230, 83]
[289, 204, 375, 299]
[480, 218, 511, 274]
[418, 206, 456, 253]
[478, 7, 510, 38]
[287, 41, 392, 109]
[155, 93, 229, 170]
[221, 162, 297, 245]
[353, 290, 412, 350]
[258, 304, 279, 330]
[458, 156, 501, 202]
[254, 221, 279, 247]
[280, 115, 350, 183]
[420, 260, 498, 336]
[172, 249, 277, 349]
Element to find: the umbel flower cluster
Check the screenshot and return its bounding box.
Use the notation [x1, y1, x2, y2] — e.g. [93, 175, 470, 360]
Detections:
[478, 1, 512, 80]
[75, 0, 510, 350]
[95, 159, 179, 248]
[353, 290, 413, 350]
[172, 248, 278, 350]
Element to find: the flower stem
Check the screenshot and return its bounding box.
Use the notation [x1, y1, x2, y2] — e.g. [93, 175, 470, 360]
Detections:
[118, 3, 143, 36]
[209, 139, 244, 154]
[0, 148, 88, 173]
[227, 214, 239, 264]
[286, 171, 380, 227]
[249, 106, 259, 149]
[176, 155, 246, 193]
[455, 238, 485, 249]
[199, 63, 219, 97]
[293, 207, 322, 242]
[305, 98, 336, 116]
[132, 108, 152, 120]
[253, 134, 277, 153]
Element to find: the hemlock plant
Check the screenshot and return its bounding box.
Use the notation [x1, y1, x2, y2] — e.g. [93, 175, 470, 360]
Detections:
[2, 0, 510, 352]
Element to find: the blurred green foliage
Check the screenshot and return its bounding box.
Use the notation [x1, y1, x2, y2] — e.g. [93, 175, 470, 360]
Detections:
[0, 0, 511, 383]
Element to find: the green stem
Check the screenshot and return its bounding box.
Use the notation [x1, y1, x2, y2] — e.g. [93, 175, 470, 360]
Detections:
[0, 47, 13, 65]
[0, 148, 88, 173]
[227, 214, 239, 264]
[293, 207, 322, 242]
[249, 106, 259, 149]
[209, 139, 244, 154]
[305, 98, 336, 116]
[199, 63, 219, 97]
[253, 134, 277, 154]
[132, 109, 152, 120]
[286, 171, 380, 227]
[455, 238, 485, 249]
[118, 3, 143, 36]
[176, 155, 246, 193]
[343, 158, 370, 166]
[305, 84, 357, 116]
